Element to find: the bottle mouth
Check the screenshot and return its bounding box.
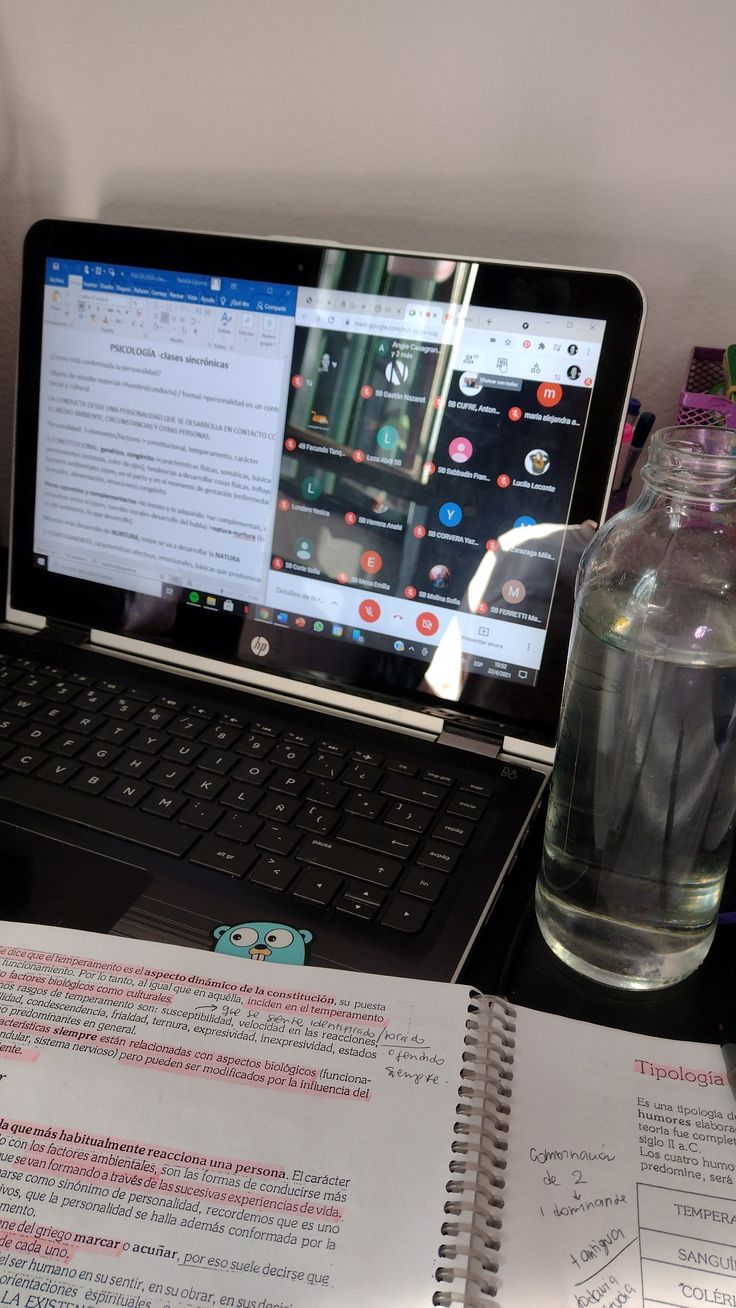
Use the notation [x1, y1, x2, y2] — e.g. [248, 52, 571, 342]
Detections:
[641, 426, 736, 502]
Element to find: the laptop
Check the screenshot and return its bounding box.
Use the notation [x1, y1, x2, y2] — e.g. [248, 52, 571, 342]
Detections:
[0, 218, 644, 980]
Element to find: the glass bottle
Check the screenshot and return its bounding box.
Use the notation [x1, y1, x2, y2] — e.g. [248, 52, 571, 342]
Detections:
[535, 426, 736, 989]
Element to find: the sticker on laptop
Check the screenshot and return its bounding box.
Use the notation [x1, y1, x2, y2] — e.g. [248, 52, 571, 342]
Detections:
[213, 921, 313, 965]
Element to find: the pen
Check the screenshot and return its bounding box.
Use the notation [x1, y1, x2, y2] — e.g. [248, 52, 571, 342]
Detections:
[720, 1027, 736, 1101]
[618, 411, 656, 491]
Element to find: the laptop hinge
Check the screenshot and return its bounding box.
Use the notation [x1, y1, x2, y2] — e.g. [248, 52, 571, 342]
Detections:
[438, 721, 502, 758]
[35, 620, 91, 648]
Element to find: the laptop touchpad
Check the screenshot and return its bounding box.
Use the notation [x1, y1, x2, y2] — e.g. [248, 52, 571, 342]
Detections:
[0, 823, 151, 932]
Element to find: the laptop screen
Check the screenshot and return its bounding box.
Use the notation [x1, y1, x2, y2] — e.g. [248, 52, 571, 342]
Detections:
[10, 222, 644, 746]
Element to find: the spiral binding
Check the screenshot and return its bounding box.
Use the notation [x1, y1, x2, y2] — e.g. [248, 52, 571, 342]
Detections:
[433, 994, 516, 1306]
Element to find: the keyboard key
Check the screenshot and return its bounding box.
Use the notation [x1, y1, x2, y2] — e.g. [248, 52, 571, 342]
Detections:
[258, 792, 301, 824]
[74, 688, 112, 712]
[43, 682, 78, 703]
[446, 794, 487, 822]
[35, 757, 81, 785]
[127, 727, 165, 752]
[342, 762, 382, 790]
[334, 895, 377, 921]
[249, 854, 298, 893]
[148, 762, 190, 789]
[5, 695, 41, 717]
[214, 811, 262, 844]
[336, 817, 417, 861]
[417, 842, 461, 874]
[81, 743, 121, 768]
[202, 723, 241, 749]
[432, 816, 474, 846]
[183, 772, 226, 801]
[352, 749, 382, 767]
[137, 705, 175, 728]
[179, 799, 222, 831]
[317, 739, 347, 756]
[285, 730, 312, 747]
[220, 782, 261, 812]
[4, 748, 44, 773]
[103, 698, 139, 721]
[293, 868, 342, 906]
[70, 767, 115, 794]
[385, 757, 418, 777]
[269, 742, 309, 770]
[106, 778, 152, 808]
[169, 714, 207, 739]
[256, 824, 300, 856]
[460, 778, 494, 798]
[190, 835, 257, 879]
[295, 803, 340, 836]
[32, 703, 73, 727]
[64, 712, 104, 735]
[197, 748, 237, 775]
[16, 723, 56, 747]
[236, 734, 273, 759]
[384, 800, 432, 835]
[423, 769, 456, 787]
[380, 775, 448, 809]
[306, 752, 346, 781]
[344, 791, 385, 820]
[47, 733, 86, 757]
[140, 789, 188, 819]
[162, 740, 203, 765]
[343, 880, 385, 907]
[233, 759, 273, 786]
[400, 867, 446, 903]
[380, 898, 431, 934]
[99, 720, 138, 745]
[0, 774, 196, 856]
[305, 779, 348, 808]
[269, 770, 309, 798]
[0, 713, 22, 737]
[296, 837, 402, 889]
[114, 752, 155, 778]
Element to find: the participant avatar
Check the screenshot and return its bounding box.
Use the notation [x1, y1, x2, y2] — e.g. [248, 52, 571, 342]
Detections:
[448, 436, 473, 464]
[524, 449, 550, 476]
[501, 580, 526, 605]
[429, 563, 451, 590]
[459, 372, 483, 397]
[567, 364, 582, 380]
[295, 537, 313, 561]
[376, 424, 399, 451]
[385, 358, 409, 386]
[438, 501, 463, 528]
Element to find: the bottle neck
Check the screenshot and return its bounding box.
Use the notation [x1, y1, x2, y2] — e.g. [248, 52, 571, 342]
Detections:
[640, 427, 736, 508]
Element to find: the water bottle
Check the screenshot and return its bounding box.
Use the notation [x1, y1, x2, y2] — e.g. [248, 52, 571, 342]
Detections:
[535, 426, 736, 989]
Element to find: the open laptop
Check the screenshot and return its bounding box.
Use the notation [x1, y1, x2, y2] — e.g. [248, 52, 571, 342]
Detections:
[0, 219, 644, 979]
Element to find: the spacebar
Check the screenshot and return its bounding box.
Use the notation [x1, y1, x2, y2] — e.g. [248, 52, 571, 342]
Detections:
[0, 774, 196, 857]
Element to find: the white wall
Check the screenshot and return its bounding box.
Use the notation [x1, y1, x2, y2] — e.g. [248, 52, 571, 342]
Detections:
[1, 0, 734, 539]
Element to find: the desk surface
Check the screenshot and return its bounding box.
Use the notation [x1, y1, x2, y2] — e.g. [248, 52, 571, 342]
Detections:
[461, 807, 735, 1045]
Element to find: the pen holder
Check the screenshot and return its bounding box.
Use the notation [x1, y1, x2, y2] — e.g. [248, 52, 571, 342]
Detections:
[536, 426, 736, 989]
[677, 346, 736, 429]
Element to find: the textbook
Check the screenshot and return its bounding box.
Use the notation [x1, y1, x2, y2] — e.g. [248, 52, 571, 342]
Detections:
[0, 921, 733, 1307]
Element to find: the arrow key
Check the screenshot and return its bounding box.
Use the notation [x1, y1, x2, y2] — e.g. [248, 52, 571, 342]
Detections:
[380, 897, 431, 934]
[293, 868, 343, 906]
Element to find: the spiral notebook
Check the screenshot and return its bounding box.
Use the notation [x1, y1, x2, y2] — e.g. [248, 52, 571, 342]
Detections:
[0, 920, 732, 1308]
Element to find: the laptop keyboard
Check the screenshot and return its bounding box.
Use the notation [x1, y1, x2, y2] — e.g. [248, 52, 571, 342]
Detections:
[0, 648, 507, 938]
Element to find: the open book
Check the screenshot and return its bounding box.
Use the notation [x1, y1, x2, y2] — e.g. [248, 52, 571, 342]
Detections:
[0, 920, 733, 1307]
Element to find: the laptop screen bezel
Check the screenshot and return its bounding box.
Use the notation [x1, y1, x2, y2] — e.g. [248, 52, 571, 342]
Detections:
[9, 218, 644, 748]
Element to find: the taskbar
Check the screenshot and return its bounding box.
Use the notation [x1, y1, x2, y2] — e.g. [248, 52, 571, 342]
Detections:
[253, 605, 537, 686]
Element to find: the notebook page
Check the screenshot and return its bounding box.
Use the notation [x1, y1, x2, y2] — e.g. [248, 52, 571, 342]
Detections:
[0, 921, 472, 1308]
[501, 1005, 735, 1308]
